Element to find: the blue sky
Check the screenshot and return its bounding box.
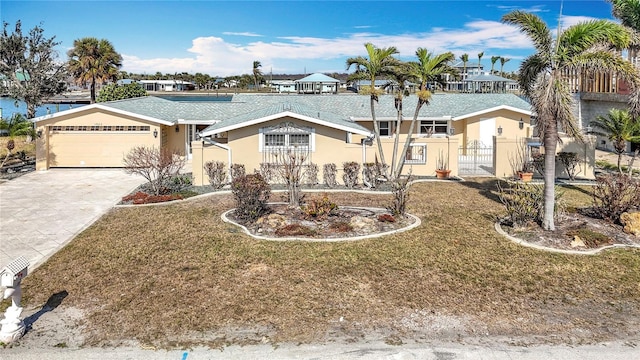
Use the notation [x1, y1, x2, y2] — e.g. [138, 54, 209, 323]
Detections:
[1, 0, 615, 77]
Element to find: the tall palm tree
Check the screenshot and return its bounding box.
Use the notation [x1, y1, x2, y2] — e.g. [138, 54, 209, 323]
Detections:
[67, 37, 122, 103]
[490, 56, 500, 74]
[499, 57, 511, 77]
[608, 0, 640, 116]
[346, 43, 399, 172]
[591, 108, 640, 172]
[384, 61, 414, 179]
[477, 51, 484, 73]
[502, 11, 637, 230]
[252, 60, 262, 91]
[395, 49, 455, 177]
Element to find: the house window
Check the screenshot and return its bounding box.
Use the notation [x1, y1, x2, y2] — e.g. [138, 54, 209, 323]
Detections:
[78, 126, 88, 131]
[405, 144, 426, 164]
[140, 126, 150, 131]
[90, 126, 100, 131]
[379, 121, 390, 136]
[115, 126, 125, 131]
[51, 126, 62, 131]
[127, 126, 136, 131]
[260, 122, 314, 152]
[102, 126, 112, 131]
[420, 120, 448, 135]
[64, 126, 75, 131]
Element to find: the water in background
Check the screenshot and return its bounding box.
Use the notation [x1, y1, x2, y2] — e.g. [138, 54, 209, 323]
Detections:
[0, 97, 82, 119]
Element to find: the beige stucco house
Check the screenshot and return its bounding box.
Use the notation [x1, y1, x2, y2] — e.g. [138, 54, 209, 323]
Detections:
[32, 92, 546, 185]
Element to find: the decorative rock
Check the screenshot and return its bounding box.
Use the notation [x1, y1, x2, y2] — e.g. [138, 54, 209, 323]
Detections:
[620, 212, 640, 237]
[570, 235, 586, 248]
[256, 214, 288, 229]
[349, 215, 376, 233]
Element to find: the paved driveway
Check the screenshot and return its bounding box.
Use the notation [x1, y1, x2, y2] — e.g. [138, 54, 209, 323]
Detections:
[0, 169, 144, 269]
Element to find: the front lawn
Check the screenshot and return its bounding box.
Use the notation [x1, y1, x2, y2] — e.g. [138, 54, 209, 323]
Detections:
[21, 179, 640, 348]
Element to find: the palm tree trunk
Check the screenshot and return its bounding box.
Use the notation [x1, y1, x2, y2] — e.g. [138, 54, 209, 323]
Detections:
[395, 102, 423, 177]
[390, 98, 403, 179]
[542, 121, 557, 231]
[90, 75, 96, 103]
[370, 96, 387, 175]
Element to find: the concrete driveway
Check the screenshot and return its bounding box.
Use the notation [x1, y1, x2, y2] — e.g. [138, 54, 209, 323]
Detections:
[0, 169, 144, 269]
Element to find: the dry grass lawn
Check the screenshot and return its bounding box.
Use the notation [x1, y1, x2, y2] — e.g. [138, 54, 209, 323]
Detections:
[20, 179, 640, 348]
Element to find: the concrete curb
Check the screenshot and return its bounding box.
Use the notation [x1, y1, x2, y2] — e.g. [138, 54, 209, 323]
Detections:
[494, 221, 640, 255]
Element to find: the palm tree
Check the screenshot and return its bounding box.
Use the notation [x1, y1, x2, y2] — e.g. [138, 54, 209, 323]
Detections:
[0, 113, 36, 138]
[346, 43, 399, 173]
[590, 108, 640, 172]
[499, 57, 511, 77]
[384, 61, 414, 179]
[477, 51, 484, 73]
[608, 0, 640, 115]
[502, 10, 637, 230]
[395, 49, 455, 177]
[252, 60, 262, 91]
[67, 37, 122, 103]
[490, 56, 500, 74]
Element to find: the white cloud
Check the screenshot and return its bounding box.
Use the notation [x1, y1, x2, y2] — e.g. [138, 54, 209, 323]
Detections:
[222, 32, 263, 37]
[121, 19, 541, 76]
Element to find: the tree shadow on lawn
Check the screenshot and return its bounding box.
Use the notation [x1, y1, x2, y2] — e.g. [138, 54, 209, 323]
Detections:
[457, 178, 502, 205]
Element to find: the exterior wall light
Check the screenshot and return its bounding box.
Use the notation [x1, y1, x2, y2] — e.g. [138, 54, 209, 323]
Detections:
[153, 129, 158, 138]
[36, 129, 43, 138]
[497, 125, 503, 136]
[175, 125, 180, 132]
[519, 118, 524, 129]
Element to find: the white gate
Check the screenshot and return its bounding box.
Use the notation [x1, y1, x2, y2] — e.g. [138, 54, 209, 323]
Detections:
[458, 140, 494, 176]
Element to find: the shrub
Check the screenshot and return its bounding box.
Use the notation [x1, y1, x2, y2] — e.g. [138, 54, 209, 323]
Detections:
[497, 181, 565, 227]
[387, 174, 412, 216]
[204, 161, 227, 189]
[230, 163, 246, 180]
[305, 163, 319, 186]
[557, 152, 580, 180]
[362, 162, 381, 188]
[567, 228, 612, 248]
[123, 146, 186, 195]
[592, 173, 640, 223]
[302, 193, 338, 219]
[531, 152, 544, 176]
[323, 163, 338, 187]
[378, 213, 396, 223]
[121, 191, 183, 204]
[274, 149, 308, 206]
[259, 162, 277, 183]
[231, 173, 271, 223]
[329, 221, 353, 233]
[342, 161, 360, 188]
[165, 174, 192, 193]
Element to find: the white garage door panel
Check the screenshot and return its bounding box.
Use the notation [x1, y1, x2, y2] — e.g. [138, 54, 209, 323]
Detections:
[49, 133, 144, 167]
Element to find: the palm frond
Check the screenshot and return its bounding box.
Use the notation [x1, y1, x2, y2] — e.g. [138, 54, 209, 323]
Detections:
[502, 11, 553, 56]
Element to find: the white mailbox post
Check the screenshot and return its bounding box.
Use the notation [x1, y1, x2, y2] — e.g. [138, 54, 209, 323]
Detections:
[0, 256, 29, 344]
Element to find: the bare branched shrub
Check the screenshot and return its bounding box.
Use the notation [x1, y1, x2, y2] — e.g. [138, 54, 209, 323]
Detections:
[342, 161, 360, 188]
[305, 163, 319, 186]
[362, 162, 381, 188]
[387, 174, 412, 216]
[532, 152, 544, 176]
[557, 152, 580, 180]
[259, 162, 277, 183]
[323, 163, 338, 187]
[123, 146, 186, 195]
[204, 160, 227, 189]
[231, 173, 271, 223]
[274, 148, 307, 206]
[592, 173, 640, 223]
[230, 163, 246, 180]
[497, 181, 564, 227]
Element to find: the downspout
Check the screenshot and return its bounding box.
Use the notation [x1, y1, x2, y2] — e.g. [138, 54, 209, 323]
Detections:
[202, 137, 233, 183]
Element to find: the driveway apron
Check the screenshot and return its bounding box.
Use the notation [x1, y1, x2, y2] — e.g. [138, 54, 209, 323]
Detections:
[0, 169, 144, 269]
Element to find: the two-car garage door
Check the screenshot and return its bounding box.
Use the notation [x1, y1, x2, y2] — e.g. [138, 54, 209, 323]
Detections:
[48, 128, 154, 167]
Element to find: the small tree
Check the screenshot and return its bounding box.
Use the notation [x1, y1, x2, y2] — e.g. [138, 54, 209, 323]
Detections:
[274, 148, 308, 206]
[387, 174, 413, 216]
[123, 146, 185, 195]
[231, 173, 271, 223]
[556, 152, 580, 180]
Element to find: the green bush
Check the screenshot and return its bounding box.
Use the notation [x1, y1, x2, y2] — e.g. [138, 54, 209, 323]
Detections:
[302, 193, 338, 219]
[497, 181, 564, 227]
[231, 173, 271, 223]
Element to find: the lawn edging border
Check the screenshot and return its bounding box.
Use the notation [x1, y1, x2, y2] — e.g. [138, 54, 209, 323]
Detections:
[494, 222, 640, 255]
[221, 206, 422, 242]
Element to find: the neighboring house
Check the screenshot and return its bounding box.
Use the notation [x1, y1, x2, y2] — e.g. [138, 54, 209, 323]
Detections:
[270, 80, 297, 93]
[294, 73, 340, 94]
[138, 80, 195, 92]
[32, 93, 540, 184]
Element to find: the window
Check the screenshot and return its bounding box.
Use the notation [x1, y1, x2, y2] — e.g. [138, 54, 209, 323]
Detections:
[115, 126, 125, 131]
[405, 144, 426, 164]
[127, 126, 136, 131]
[51, 126, 62, 131]
[64, 126, 75, 131]
[78, 126, 88, 131]
[90, 126, 100, 131]
[260, 122, 314, 152]
[140, 126, 150, 131]
[420, 120, 448, 135]
[379, 121, 390, 136]
[102, 126, 112, 131]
